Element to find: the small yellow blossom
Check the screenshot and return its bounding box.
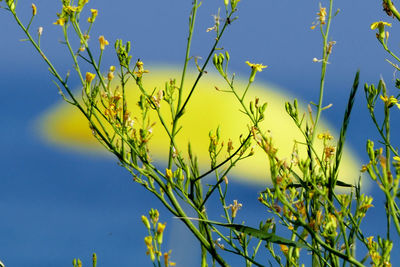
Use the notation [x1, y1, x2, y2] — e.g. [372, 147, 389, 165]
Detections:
[165, 168, 173, 181]
[63, 5, 78, 15]
[370, 21, 392, 30]
[246, 61, 267, 83]
[144, 236, 155, 261]
[32, 3, 37, 16]
[226, 199, 242, 218]
[90, 9, 98, 16]
[107, 65, 115, 80]
[245, 61, 267, 72]
[88, 9, 98, 23]
[393, 156, 400, 162]
[135, 60, 150, 77]
[98, 35, 109, 50]
[85, 72, 96, 83]
[360, 164, 369, 172]
[164, 251, 176, 267]
[53, 18, 66, 26]
[317, 132, 333, 140]
[371, 21, 391, 41]
[380, 95, 400, 108]
[144, 235, 153, 246]
[156, 222, 166, 244]
[367, 236, 374, 248]
[157, 222, 166, 234]
[279, 244, 289, 255]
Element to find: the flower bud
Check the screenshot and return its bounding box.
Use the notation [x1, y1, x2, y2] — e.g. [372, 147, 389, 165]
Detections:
[213, 53, 218, 66]
[92, 253, 97, 266]
[156, 223, 166, 244]
[99, 35, 109, 50]
[141, 215, 151, 230]
[32, 3, 37, 16]
[366, 140, 375, 162]
[225, 51, 230, 62]
[85, 72, 96, 84]
[38, 26, 43, 36]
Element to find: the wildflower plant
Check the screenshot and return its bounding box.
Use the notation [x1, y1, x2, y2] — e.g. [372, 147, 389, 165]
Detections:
[2, 0, 400, 266]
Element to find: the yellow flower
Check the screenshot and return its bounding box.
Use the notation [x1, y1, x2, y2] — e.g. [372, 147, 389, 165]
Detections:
[144, 236, 155, 261]
[135, 60, 150, 77]
[393, 156, 400, 162]
[53, 18, 66, 26]
[317, 131, 333, 140]
[370, 21, 392, 30]
[156, 222, 166, 244]
[165, 168, 173, 180]
[32, 3, 37, 16]
[63, 5, 78, 16]
[380, 95, 400, 108]
[367, 236, 374, 248]
[164, 251, 176, 267]
[279, 244, 289, 255]
[88, 9, 98, 23]
[98, 35, 109, 50]
[245, 61, 267, 72]
[144, 235, 153, 247]
[371, 21, 391, 41]
[157, 222, 166, 234]
[246, 61, 267, 82]
[90, 9, 98, 16]
[85, 72, 96, 83]
[107, 65, 115, 80]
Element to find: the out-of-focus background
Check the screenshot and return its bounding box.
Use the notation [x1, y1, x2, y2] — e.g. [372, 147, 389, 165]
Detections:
[1, 0, 399, 266]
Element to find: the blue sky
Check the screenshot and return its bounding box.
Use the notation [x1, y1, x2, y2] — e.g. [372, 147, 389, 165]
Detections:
[1, 0, 400, 266]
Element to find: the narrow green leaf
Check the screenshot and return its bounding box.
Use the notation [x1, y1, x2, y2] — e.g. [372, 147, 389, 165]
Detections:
[180, 217, 307, 248]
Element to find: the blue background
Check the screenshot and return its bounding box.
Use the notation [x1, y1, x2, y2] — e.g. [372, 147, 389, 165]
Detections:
[1, 0, 399, 266]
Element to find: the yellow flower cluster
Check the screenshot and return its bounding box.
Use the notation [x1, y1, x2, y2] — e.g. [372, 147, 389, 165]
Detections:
[317, 132, 333, 140]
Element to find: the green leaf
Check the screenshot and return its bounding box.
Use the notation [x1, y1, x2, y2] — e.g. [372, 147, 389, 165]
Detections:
[181, 217, 307, 248]
[223, 223, 307, 248]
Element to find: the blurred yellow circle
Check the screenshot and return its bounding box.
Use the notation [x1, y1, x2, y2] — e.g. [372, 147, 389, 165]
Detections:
[38, 65, 361, 186]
